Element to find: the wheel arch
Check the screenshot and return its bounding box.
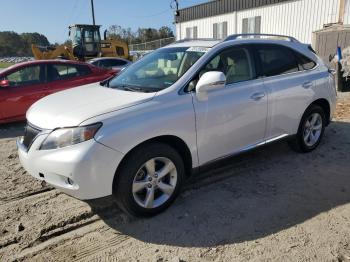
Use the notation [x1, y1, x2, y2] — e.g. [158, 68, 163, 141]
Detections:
[309, 98, 331, 125]
[113, 135, 194, 187]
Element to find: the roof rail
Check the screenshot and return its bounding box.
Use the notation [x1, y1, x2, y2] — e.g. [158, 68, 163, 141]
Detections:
[224, 34, 299, 43]
[174, 38, 220, 43]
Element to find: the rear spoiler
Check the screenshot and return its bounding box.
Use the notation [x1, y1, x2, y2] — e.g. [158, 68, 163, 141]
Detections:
[307, 45, 316, 54]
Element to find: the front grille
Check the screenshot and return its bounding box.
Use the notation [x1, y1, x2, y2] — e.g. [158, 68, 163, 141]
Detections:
[22, 123, 42, 150]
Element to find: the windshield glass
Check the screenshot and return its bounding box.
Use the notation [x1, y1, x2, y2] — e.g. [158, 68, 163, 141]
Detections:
[108, 47, 208, 92]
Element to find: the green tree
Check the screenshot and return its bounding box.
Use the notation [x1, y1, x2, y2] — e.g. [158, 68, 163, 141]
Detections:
[0, 31, 25, 56]
[0, 31, 51, 57]
[20, 32, 50, 55]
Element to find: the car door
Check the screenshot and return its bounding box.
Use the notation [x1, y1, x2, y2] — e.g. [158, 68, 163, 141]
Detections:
[192, 45, 268, 165]
[0, 64, 47, 121]
[254, 44, 317, 139]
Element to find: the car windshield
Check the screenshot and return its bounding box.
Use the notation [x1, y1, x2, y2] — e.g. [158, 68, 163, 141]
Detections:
[107, 47, 208, 92]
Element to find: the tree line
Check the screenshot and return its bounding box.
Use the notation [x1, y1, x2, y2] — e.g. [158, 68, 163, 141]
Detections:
[0, 31, 50, 57]
[106, 25, 174, 44]
[0, 25, 174, 57]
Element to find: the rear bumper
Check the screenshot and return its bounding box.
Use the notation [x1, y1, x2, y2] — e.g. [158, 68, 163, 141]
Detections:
[17, 135, 124, 200]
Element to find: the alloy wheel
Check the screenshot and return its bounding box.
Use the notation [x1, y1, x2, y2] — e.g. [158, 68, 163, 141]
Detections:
[132, 157, 177, 209]
[303, 112, 323, 147]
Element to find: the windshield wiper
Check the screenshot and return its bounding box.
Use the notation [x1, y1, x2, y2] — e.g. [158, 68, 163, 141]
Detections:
[119, 85, 162, 93]
[100, 76, 113, 87]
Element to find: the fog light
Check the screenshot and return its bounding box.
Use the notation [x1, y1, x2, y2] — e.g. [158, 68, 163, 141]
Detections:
[66, 177, 74, 185]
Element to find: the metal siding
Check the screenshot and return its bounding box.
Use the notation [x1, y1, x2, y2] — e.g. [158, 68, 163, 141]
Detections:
[176, 0, 294, 22]
[345, 0, 350, 24]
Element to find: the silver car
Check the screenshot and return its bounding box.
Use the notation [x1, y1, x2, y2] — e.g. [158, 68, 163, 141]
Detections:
[18, 34, 336, 216]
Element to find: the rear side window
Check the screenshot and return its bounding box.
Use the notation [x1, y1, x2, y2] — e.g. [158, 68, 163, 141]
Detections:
[256, 45, 299, 77]
[296, 53, 317, 70]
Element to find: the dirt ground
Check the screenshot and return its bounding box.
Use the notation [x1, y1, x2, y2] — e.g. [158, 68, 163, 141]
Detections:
[1, 93, 350, 262]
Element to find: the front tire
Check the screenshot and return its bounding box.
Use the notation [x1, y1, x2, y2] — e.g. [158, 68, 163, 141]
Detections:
[289, 104, 326, 153]
[113, 143, 185, 217]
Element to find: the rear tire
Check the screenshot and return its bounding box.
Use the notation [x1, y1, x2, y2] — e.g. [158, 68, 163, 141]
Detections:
[289, 104, 326, 153]
[113, 143, 185, 217]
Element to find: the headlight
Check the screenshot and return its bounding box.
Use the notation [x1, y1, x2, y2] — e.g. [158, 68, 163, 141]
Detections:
[40, 123, 102, 150]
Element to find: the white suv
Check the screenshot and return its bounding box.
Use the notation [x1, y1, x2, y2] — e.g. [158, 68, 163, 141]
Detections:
[18, 34, 336, 216]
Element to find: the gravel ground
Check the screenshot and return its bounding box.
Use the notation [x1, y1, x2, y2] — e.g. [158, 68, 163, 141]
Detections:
[0, 93, 350, 262]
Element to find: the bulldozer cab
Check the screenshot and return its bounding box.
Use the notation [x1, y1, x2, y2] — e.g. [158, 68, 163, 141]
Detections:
[69, 24, 101, 59]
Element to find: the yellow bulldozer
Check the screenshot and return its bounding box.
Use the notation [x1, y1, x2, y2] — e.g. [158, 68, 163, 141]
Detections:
[32, 24, 130, 61]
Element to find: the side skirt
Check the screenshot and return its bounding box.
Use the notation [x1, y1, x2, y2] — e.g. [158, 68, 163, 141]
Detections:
[190, 134, 290, 177]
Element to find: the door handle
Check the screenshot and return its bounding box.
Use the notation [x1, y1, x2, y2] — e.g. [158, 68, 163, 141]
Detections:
[250, 92, 265, 101]
[302, 81, 313, 89]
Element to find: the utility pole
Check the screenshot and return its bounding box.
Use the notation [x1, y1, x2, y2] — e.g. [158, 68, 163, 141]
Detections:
[171, 0, 180, 39]
[91, 0, 96, 25]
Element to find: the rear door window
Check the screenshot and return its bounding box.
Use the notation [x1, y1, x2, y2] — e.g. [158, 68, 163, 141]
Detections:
[76, 65, 91, 76]
[256, 45, 299, 77]
[47, 64, 90, 81]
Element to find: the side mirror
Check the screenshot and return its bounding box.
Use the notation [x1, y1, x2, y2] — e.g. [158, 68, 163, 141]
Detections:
[196, 71, 226, 100]
[0, 79, 10, 88]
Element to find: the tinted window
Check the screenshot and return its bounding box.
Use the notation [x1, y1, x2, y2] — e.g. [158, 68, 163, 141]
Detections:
[256, 45, 299, 77]
[296, 53, 317, 70]
[47, 64, 89, 81]
[200, 47, 253, 85]
[5, 65, 43, 87]
[110, 60, 127, 66]
[116, 47, 125, 56]
[76, 65, 91, 76]
[99, 59, 127, 68]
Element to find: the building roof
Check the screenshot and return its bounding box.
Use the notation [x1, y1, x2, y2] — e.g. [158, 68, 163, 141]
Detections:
[175, 0, 293, 23]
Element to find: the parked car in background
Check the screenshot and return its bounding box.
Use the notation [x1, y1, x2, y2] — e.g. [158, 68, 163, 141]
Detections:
[18, 34, 336, 217]
[0, 60, 116, 123]
[88, 57, 132, 73]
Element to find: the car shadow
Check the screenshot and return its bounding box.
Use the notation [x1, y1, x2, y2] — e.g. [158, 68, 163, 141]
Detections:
[1, 113, 348, 249]
[83, 121, 350, 247]
[0, 122, 26, 139]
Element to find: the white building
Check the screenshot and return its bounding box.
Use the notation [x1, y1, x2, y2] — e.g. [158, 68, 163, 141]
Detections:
[175, 0, 350, 44]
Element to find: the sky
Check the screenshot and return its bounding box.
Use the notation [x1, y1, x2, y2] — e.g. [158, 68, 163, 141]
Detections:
[0, 0, 208, 44]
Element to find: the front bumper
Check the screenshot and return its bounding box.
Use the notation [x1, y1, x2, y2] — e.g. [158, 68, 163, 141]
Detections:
[17, 134, 124, 200]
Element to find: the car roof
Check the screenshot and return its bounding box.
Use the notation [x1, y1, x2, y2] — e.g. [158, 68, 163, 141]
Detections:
[88, 57, 130, 62]
[165, 39, 221, 48]
[0, 59, 91, 74]
[164, 36, 316, 60]
[165, 35, 304, 49]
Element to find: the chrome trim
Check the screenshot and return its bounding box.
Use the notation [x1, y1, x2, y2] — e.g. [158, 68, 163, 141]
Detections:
[202, 134, 289, 166]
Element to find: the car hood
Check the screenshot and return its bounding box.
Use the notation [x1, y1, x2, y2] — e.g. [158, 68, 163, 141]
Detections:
[27, 82, 156, 129]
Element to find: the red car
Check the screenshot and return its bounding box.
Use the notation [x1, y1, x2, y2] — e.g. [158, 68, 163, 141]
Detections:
[0, 60, 116, 124]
